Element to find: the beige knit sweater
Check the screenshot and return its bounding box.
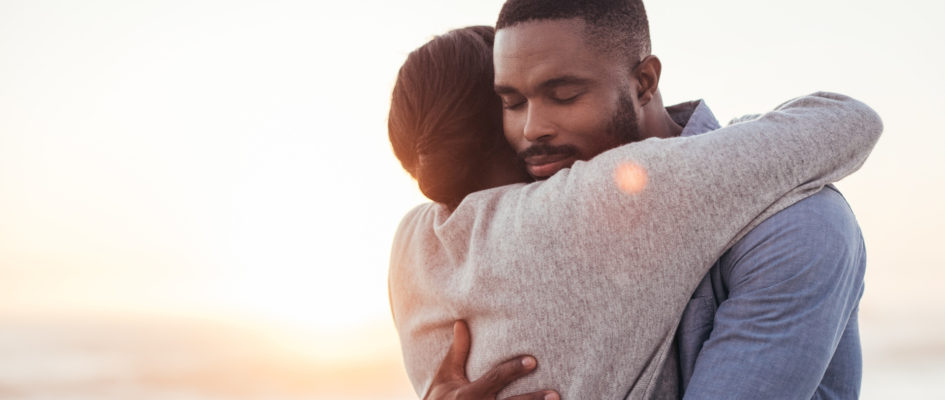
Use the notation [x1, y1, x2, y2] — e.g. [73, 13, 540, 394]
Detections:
[389, 92, 882, 399]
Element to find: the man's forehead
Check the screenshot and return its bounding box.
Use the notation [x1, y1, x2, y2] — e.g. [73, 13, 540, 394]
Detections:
[494, 18, 606, 90]
[494, 18, 589, 59]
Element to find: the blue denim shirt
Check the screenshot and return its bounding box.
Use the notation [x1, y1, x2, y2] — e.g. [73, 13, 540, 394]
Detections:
[667, 101, 865, 400]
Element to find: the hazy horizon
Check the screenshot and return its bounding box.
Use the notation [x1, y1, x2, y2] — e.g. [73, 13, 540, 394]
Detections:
[1, 0, 943, 398]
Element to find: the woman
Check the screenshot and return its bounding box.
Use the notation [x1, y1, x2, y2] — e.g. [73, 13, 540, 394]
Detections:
[389, 26, 530, 210]
[387, 27, 880, 399]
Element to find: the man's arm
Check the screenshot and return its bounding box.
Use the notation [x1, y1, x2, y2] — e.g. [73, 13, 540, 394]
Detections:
[390, 93, 882, 398]
[683, 188, 865, 399]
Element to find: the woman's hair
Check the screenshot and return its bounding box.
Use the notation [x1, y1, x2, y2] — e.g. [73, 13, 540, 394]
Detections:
[388, 26, 514, 209]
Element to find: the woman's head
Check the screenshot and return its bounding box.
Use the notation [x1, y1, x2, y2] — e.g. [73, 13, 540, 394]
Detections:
[389, 26, 529, 209]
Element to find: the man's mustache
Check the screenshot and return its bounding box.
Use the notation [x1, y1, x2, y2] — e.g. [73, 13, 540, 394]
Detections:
[517, 143, 579, 160]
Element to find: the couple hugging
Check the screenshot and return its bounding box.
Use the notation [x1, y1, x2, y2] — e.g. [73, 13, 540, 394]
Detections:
[387, 1, 881, 399]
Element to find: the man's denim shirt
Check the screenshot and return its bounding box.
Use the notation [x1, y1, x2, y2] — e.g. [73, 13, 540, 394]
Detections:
[665, 101, 866, 400]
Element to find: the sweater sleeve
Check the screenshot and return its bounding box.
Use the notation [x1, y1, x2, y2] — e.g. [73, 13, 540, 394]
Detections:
[514, 91, 880, 294]
[388, 91, 882, 399]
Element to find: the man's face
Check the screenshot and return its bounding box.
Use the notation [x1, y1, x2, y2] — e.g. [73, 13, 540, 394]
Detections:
[494, 18, 641, 179]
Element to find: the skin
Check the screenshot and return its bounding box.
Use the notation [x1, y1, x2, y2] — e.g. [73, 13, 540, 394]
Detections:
[494, 18, 682, 179]
[480, 144, 532, 188]
[423, 321, 559, 400]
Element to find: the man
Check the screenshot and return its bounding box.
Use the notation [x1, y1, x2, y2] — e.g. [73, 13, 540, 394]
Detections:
[429, 1, 865, 398]
[390, 56, 879, 400]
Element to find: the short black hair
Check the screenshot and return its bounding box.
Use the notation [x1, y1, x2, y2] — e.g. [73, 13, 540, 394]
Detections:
[496, 0, 651, 65]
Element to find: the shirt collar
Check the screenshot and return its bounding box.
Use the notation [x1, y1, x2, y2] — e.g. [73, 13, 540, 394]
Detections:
[665, 99, 721, 137]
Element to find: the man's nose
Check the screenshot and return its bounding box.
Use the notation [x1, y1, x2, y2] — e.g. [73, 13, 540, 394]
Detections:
[523, 104, 556, 142]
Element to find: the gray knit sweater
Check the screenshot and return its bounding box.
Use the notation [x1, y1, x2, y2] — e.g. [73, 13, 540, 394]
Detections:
[389, 92, 882, 399]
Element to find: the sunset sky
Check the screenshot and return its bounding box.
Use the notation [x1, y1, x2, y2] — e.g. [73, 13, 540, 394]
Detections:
[1, 0, 943, 398]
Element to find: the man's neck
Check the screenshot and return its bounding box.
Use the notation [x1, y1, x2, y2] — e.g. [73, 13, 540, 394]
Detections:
[641, 93, 684, 139]
[643, 109, 684, 139]
[661, 111, 685, 138]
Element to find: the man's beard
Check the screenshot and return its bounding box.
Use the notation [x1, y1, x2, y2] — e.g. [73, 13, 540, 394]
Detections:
[610, 91, 643, 144]
[515, 91, 643, 179]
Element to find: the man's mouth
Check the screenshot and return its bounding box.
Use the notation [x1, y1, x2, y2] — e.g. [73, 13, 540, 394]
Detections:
[524, 153, 575, 179]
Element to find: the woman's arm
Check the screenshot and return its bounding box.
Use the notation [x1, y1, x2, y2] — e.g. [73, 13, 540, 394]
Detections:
[503, 91, 880, 286]
[390, 92, 882, 399]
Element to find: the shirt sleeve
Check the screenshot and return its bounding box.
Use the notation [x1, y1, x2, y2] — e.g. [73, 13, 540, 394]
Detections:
[682, 187, 866, 400]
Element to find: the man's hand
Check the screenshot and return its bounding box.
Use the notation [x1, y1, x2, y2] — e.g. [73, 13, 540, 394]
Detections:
[424, 320, 559, 400]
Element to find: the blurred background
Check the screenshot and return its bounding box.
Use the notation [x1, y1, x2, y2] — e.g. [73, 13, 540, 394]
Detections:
[0, 0, 942, 398]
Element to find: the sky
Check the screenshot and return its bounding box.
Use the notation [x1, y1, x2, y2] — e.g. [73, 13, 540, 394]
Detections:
[0, 0, 943, 398]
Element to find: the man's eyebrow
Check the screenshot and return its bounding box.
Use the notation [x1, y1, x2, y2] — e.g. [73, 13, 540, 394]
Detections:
[539, 75, 593, 90]
[494, 75, 593, 95]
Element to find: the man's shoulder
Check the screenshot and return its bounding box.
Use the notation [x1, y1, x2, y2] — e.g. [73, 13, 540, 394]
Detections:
[735, 186, 858, 248]
[718, 186, 864, 281]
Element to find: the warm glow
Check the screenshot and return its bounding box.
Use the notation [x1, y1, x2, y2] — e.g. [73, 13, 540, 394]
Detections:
[615, 162, 649, 195]
[0, 0, 942, 398]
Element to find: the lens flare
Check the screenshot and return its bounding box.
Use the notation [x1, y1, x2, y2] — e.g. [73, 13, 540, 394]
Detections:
[614, 162, 648, 195]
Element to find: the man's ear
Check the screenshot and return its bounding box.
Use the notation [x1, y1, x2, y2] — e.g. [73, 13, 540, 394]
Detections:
[633, 55, 661, 107]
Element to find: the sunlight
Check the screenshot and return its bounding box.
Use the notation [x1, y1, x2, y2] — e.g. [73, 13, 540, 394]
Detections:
[615, 162, 648, 195]
[0, 0, 942, 398]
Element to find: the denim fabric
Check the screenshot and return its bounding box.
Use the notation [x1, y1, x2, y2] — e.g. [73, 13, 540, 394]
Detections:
[671, 101, 865, 400]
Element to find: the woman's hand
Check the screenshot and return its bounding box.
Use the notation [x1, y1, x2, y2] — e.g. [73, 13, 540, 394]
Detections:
[423, 320, 559, 400]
